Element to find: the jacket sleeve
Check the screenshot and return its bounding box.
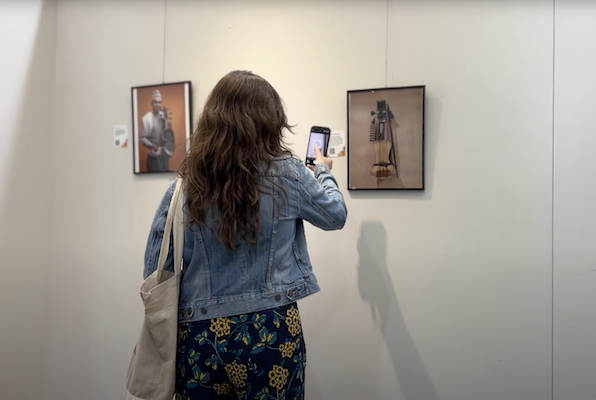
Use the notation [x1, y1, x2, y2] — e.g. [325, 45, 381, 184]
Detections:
[143, 179, 177, 279]
[297, 162, 347, 230]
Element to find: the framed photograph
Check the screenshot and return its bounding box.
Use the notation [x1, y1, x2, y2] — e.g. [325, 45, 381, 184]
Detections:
[347, 85, 425, 190]
[131, 81, 192, 174]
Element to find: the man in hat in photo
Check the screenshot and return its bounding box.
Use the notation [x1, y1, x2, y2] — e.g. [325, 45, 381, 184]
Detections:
[140, 89, 172, 172]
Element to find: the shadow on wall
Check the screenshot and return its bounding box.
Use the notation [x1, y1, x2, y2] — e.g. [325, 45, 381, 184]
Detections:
[350, 96, 443, 201]
[357, 221, 438, 400]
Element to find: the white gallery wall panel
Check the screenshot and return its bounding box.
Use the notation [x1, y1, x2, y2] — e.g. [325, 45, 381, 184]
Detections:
[48, 1, 554, 399]
[47, 2, 168, 400]
[384, 2, 553, 399]
[0, 1, 56, 399]
[554, 2, 596, 399]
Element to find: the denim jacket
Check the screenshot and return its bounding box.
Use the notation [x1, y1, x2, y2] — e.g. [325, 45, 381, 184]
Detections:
[143, 157, 347, 323]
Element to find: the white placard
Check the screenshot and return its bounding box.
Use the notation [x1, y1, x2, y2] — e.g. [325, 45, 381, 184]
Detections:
[328, 130, 346, 158]
[113, 125, 128, 148]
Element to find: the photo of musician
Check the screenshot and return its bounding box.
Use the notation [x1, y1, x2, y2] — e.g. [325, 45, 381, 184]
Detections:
[132, 81, 192, 174]
[347, 86, 424, 190]
[140, 90, 172, 172]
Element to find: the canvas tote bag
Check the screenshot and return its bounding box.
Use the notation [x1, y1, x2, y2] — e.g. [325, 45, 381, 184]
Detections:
[125, 178, 184, 400]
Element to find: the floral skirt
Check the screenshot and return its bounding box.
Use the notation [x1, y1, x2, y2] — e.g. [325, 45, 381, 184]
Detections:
[175, 302, 306, 400]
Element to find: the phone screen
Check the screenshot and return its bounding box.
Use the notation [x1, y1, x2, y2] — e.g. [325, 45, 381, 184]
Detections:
[307, 132, 327, 158]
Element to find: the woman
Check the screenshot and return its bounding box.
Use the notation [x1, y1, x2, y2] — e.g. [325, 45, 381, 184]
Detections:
[143, 70, 347, 400]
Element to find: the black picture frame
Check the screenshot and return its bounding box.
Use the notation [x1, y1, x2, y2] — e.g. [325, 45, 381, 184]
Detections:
[347, 85, 425, 191]
[131, 81, 193, 175]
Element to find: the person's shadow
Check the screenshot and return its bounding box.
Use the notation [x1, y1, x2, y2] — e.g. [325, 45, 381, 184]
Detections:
[357, 221, 439, 400]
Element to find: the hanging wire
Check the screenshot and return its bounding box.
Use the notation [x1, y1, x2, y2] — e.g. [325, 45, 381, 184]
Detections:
[385, 0, 390, 87]
[162, 0, 168, 83]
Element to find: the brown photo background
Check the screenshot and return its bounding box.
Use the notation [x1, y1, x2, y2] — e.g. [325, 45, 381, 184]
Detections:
[134, 83, 190, 173]
[348, 87, 424, 189]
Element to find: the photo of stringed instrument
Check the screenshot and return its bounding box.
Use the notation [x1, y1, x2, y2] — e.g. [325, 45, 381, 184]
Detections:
[347, 85, 424, 190]
[160, 105, 175, 156]
[369, 100, 398, 180]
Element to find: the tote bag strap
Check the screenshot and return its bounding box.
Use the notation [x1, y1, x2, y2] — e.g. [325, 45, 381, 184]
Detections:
[172, 181, 184, 274]
[156, 178, 184, 275]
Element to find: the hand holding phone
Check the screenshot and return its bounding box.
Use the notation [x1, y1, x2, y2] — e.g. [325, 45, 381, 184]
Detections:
[305, 126, 331, 167]
[307, 142, 333, 171]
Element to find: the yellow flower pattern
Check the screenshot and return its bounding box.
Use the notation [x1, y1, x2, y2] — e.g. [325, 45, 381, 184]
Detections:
[209, 317, 232, 337]
[268, 365, 290, 391]
[213, 383, 231, 395]
[285, 306, 302, 337]
[279, 340, 297, 358]
[176, 303, 305, 400]
[225, 360, 248, 388]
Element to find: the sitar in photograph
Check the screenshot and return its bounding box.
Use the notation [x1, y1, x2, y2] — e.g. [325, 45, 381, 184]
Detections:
[369, 99, 398, 180]
[348, 86, 425, 190]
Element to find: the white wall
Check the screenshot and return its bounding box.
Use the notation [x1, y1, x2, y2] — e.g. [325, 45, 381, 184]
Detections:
[554, 2, 596, 399]
[379, 2, 554, 399]
[0, 0, 56, 399]
[48, 1, 557, 400]
[46, 2, 167, 399]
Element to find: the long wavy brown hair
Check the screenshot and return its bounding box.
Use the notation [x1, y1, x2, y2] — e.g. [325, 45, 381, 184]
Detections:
[179, 70, 293, 250]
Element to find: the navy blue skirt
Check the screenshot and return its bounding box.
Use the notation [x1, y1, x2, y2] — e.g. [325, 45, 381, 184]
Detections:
[175, 302, 306, 400]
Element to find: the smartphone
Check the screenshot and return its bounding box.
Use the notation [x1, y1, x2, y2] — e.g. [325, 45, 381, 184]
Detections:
[305, 126, 331, 166]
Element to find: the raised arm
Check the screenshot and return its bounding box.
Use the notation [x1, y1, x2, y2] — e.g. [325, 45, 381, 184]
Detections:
[297, 161, 347, 230]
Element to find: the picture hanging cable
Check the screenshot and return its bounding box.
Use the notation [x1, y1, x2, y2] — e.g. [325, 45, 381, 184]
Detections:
[385, 0, 389, 87]
[550, 2, 555, 399]
[162, 0, 168, 84]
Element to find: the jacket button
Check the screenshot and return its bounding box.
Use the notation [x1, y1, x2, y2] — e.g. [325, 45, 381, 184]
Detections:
[289, 290, 297, 297]
[184, 309, 191, 317]
[201, 308, 207, 315]
[275, 294, 281, 301]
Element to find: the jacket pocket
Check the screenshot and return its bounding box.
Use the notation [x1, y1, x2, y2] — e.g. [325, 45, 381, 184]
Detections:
[292, 242, 311, 275]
